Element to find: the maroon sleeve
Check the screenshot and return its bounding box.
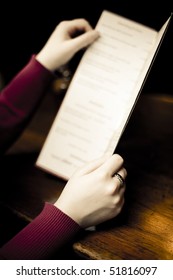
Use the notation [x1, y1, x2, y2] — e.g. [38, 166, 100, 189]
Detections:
[0, 203, 81, 259]
[0, 58, 81, 259]
[0, 55, 54, 154]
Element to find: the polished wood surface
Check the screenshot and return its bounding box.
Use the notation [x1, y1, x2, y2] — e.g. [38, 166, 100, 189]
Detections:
[73, 93, 173, 260]
[1, 90, 173, 259]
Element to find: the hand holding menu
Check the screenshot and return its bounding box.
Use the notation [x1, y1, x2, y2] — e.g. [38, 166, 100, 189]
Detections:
[36, 10, 172, 180]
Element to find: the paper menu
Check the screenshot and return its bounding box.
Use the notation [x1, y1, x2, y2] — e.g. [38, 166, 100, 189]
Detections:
[36, 10, 172, 180]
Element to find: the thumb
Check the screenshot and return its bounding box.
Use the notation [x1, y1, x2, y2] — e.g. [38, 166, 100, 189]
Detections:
[73, 155, 109, 177]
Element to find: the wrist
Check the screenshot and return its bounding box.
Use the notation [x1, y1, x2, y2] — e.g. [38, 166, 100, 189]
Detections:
[36, 52, 55, 72]
[54, 200, 84, 228]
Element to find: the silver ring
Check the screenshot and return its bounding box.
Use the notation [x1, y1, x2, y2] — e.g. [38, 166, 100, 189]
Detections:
[113, 173, 125, 186]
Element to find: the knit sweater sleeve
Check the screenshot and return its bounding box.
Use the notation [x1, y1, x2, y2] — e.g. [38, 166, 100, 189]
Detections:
[0, 202, 81, 259]
[0, 56, 82, 259]
[0, 55, 54, 154]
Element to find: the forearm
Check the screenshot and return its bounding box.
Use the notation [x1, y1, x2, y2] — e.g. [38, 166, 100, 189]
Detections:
[0, 203, 81, 260]
[0, 55, 54, 154]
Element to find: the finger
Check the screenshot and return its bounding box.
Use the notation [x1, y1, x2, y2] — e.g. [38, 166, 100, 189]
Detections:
[70, 29, 100, 51]
[98, 154, 124, 177]
[116, 196, 125, 214]
[67, 18, 94, 34]
[116, 185, 126, 207]
[113, 167, 127, 187]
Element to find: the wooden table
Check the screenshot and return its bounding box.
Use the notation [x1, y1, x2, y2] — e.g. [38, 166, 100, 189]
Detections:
[1, 90, 173, 260]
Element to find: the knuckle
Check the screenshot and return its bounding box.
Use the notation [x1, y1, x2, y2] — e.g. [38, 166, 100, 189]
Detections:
[105, 180, 119, 196]
[97, 169, 108, 180]
[113, 153, 124, 165]
[59, 20, 68, 28]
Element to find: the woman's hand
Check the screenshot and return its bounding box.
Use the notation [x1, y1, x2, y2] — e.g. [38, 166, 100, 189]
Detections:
[54, 154, 127, 228]
[36, 19, 100, 72]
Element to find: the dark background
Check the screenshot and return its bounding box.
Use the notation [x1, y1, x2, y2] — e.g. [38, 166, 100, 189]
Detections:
[0, 0, 173, 93]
